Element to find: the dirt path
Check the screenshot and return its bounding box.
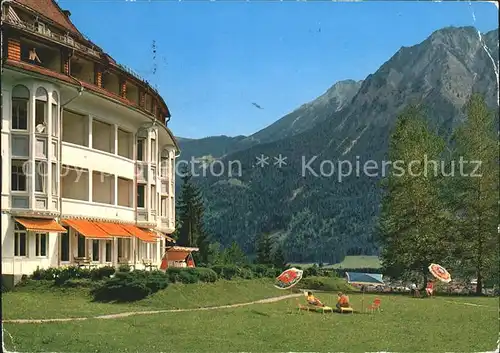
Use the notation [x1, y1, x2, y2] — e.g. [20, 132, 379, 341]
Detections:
[3, 293, 303, 324]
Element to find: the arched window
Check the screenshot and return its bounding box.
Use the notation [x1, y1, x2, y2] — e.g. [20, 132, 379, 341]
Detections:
[51, 91, 59, 136]
[11, 85, 29, 130]
[35, 87, 48, 133]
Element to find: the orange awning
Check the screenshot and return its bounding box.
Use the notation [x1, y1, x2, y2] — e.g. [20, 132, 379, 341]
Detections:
[166, 251, 190, 261]
[62, 219, 112, 239]
[15, 217, 66, 233]
[121, 224, 157, 243]
[94, 222, 131, 237]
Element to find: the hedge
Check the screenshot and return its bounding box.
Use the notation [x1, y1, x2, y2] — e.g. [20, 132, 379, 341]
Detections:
[91, 270, 169, 302]
[31, 266, 116, 285]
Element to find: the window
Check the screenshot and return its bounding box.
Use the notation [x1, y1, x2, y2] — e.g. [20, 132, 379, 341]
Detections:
[52, 163, 58, 196]
[105, 240, 112, 262]
[35, 233, 48, 257]
[117, 129, 132, 159]
[52, 92, 58, 136]
[151, 185, 156, 211]
[151, 139, 156, 163]
[136, 139, 144, 161]
[77, 233, 86, 257]
[137, 185, 145, 208]
[161, 197, 168, 217]
[11, 135, 29, 157]
[160, 159, 167, 178]
[12, 85, 29, 131]
[35, 87, 48, 133]
[118, 238, 129, 259]
[60, 229, 70, 262]
[35, 161, 46, 192]
[92, 240, 99, 261]
[14, 223, 27, 257]
[11, 159, 27, 191]
[51, 103, 58, 136]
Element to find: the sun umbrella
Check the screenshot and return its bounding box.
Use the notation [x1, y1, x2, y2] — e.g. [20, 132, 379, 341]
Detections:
[346, 272, 385, 311]
[428, 263, 451, 283]
[274, 268, 303, 290]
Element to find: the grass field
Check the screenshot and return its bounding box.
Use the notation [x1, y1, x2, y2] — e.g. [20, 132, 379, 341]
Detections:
[2, 280, 499, 352]
[1, 279, 284, 320]
[291, 255, 382, 269]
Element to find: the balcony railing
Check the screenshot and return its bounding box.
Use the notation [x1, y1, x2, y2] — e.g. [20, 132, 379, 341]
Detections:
[3, 15, 158, 95]
[4, 16, 100, 58]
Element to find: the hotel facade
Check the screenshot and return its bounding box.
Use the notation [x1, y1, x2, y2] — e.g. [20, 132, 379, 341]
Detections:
[1, 0, 182, 286]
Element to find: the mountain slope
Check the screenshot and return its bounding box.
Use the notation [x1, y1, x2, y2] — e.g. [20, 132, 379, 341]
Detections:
[196, 26, 499, 263]
[243, 79, 363, 145]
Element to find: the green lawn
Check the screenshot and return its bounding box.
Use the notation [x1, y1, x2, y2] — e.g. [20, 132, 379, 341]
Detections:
[330, 255, 381, 269]
[2, 281, 498, 352]
[291, 255, 382, 269]
[2, 279, 284, 320]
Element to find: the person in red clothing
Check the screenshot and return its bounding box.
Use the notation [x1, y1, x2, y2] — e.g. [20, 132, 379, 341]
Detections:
[426, 280, 435, 297]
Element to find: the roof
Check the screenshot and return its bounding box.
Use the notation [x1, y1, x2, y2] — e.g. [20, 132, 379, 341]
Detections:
[166, 246, 199, 252]
[14, 0, 82, 38]
[345, 272, 385, 286]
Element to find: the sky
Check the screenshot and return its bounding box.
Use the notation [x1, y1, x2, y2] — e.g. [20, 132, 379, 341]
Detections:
[59, 1, 498, 139]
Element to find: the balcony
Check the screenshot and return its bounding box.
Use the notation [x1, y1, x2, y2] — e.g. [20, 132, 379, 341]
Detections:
[62, 143, 135, 180]
[61, 198, 135, 222]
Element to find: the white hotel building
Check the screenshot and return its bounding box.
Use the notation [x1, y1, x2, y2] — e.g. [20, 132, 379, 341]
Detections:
[1, 0, 183, 286]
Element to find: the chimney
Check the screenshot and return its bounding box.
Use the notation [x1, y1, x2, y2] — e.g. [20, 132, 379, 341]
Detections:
[62, 10, 71, 17]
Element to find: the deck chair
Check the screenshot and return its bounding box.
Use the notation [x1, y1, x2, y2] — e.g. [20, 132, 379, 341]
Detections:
[367, 297, 381, 313]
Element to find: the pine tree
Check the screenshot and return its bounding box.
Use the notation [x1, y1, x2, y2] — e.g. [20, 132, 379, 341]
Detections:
[176, 168, 209, 262]
[255, 232, 273, 265]
[445, 94, 499, 294]
[272, 245, 287, 270]
[222, 242, 248, 265]
[378, 105, 449, 285]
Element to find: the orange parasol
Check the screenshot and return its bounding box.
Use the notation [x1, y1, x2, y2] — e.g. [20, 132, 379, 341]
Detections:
[428, 263, 451, 283]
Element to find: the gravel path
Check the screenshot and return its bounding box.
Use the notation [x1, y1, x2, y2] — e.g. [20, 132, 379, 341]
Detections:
[3, 293, 303, 324]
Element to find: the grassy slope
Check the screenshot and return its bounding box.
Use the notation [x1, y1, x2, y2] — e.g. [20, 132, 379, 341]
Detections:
[4, 292, 498, 352]
[291, 255, 382, 269]
[2, 279, 285, 320]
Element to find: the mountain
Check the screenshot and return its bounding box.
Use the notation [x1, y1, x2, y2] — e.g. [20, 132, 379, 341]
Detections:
[242, 79, 363, 145]
[193, 26, 499, 263]
[176, 135, 247, 163]
[176, 79, 363, 161]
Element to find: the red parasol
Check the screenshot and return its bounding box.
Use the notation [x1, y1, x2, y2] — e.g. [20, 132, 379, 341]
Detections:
[428, 263, 451, 283]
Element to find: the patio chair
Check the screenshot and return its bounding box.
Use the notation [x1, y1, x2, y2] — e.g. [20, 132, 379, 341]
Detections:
[367, 297, 381, 313]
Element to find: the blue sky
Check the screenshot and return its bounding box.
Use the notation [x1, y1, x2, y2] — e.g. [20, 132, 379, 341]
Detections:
[59, 1, 498, 139]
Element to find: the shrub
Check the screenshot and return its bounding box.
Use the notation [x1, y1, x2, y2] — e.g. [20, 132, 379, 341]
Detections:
[297, 276, 355, 292]
[117, 264, 131, 273]
[237, 267, 254, 279]
[91, 270, 169, 302]
[91, 266, 116, 281]
[189, 268, 218, 283]
[304, 265, 319, 278]
[265, 267, 281, 278]
[211, 265, 239, 280]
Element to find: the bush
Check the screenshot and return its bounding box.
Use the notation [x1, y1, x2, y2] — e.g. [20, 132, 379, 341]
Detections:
[297, 276, 355, 292]
[117, 264, 131, 273]
[304, 265, 319, 278]
[91, 266, 116, 281]
[31, 266, 116, 285]
[211, 265, 239, 280]
[91, 270, 169, 302]
[166, 268, 218, 284]
[190, 268, 218, 283]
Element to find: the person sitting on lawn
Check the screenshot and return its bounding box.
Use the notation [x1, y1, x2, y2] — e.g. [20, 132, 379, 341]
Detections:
[410, 282, 420, 297]
[336, 292, 350, 311]
[426, 280, 434, 297]
[306, 291, 325, 307]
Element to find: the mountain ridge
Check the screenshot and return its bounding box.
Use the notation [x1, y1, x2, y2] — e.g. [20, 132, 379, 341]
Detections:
[187, 26, 499, 262]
